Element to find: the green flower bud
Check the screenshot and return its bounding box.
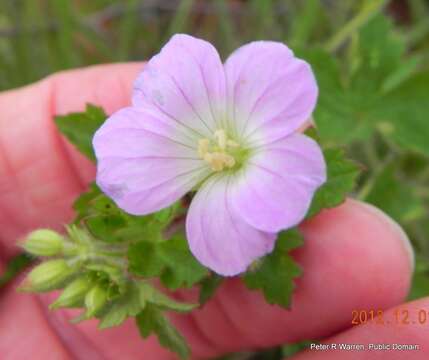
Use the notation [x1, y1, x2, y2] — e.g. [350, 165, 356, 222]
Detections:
[85, 285, 108, 317]
[50, 277, 93, 309]
[86, 263, 123, 284]
[21, 229, 64, 257]
[22, 259, 75, 292]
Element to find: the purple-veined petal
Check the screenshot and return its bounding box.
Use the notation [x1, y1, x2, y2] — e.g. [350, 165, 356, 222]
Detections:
[230, 134, 326, 233]
[133, 34, 226, 139]
[94, 107, 210, 215]
[224, 41, 317, 145]
[186, 175, 276, 276]
[100, 166, 208, 216]
[93, 107, 198, 157]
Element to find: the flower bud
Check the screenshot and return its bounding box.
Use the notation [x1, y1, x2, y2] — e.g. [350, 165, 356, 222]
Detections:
[50, 277, 93, 309]
[86, 263, 123, 283]
[21, 229, 64, 257]
[85, 285, 108, 317]
[22, 259, 75, 292]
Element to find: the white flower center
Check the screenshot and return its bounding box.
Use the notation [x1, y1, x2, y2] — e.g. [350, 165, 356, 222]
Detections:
[198, 129, 240, 172]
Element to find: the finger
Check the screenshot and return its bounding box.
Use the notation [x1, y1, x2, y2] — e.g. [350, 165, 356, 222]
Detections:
[0, 288, 72, 359]
[0, 63, 143, 258]
[292, 297, 429, 360]
[0, 286, 174, 360]
[36, 199, 413, 359]
[170, 200, 414, 357]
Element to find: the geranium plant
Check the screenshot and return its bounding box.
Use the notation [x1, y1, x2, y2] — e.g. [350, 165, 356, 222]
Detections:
[17, 34, 360, 359]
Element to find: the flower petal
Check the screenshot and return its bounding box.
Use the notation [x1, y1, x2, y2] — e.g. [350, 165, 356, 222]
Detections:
[224, 41, 317, 145]
[133, 34, 226, 139]
[186, 175, 276, 276]
[230, 134, 326, 232]
[94, 107, 209, 215]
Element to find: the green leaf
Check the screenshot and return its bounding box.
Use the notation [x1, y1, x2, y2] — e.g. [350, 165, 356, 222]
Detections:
[153, 201, 182, 226]
[351, 15, 410, 92]
[364, 161, 425, 223]
[128, 241, 165, 277]
[55, 104, 107, 161]
[98, 303, 129, 329]
[136, 304, 190, 360]
[72, 183, 103, 222]
[138, 282, 197, 313]
[128, 234, 209, 290]
[159, 235, 209, 290]
[98, 282, 143, 329]
[353, 13, 420, 92]
[282, 340, 314, 357]
[301, 15, 418, 146]
[199, 274, 223, 305]
[243, 229, 304, 308]
[375, 71, 429, 156]
[99, 280, 197, 331]
[85, 215, 128, 243]
[302, 48, 376, 144]
[307, 148, 360, 218]
[306, 54, 384, 145]
[72, 184, 162, 243]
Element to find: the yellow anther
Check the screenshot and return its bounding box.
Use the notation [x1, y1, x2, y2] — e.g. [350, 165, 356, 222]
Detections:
[208, 153, 224, 171]
[204, 152, 235, 172]
[198, 129, 239, 172]
[203, 152, 213, 163]
[222, 153, 236, 168]
[214, 129, 227, 150]
[198, 138, 210, 158]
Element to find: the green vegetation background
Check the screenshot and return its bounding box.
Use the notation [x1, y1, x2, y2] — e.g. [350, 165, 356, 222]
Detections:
[1, 0, 429, 359]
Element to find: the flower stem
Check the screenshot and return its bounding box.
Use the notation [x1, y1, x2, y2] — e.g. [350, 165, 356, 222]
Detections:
[325, 0, 388, 53]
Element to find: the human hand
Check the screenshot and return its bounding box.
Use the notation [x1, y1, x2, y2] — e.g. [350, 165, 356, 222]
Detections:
[0, 64, 425, 359]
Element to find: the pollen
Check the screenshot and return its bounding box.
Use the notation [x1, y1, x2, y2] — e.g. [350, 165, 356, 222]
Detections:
[198, 129, 238, 172]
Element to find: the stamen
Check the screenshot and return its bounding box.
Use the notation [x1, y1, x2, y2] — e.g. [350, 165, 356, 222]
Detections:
[222, 153, 236, 168]
[209, 153, 224, 171]
[198, 129, 239, 172]
[198, 138, 210, 158]
[214, 130, 227, 150]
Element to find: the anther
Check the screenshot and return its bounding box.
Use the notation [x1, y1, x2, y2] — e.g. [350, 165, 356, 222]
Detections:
[198, 138, 210, 157]
[214, 129, 227, 150]
[197, 129, 239, 172]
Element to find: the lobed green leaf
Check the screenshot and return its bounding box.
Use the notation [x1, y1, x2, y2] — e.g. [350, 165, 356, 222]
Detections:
[198, 274, 223, 305]
[136, 304, 190, 360]
[243, 229, 304, 308]
[364, 161, 425, 223]
[307, 147, 361, 218]
[374, 71, 429, 157]
[55, 104, 107, 161]
[128, 234, 209, 290]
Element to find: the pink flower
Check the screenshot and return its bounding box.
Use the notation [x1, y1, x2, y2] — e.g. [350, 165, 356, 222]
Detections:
[93, 34, 326, 276]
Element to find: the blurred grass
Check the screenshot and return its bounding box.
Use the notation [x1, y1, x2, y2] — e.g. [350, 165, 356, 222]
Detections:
[4, 0, 425, 90]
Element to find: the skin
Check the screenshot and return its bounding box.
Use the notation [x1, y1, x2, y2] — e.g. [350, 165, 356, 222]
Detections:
[0, 63, 427, 360]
